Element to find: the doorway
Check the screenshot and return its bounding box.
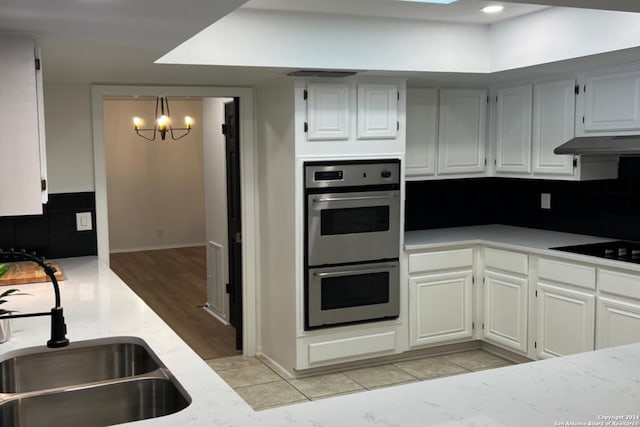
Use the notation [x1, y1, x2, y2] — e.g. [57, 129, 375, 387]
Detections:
[91, 85, 258, 356]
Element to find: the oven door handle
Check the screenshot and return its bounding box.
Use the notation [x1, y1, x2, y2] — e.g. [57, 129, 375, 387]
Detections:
[312, 193, 398, 203]
[314, 264, 397, 277]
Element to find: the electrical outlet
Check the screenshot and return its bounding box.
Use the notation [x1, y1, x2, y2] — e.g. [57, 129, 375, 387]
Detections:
[541, 193, 551, 210]
[76, 212, 93, 231]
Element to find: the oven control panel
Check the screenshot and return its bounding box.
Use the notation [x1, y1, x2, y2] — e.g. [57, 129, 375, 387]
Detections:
[305, 160, 400, 189]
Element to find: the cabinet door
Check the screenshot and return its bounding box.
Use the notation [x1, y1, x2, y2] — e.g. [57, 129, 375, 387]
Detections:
[581, 70, 640, 133]
[495, 85, 532, 174]
[532, 79, 575, 176]
[536, 283, 595, 358]
[405, 89, 437, 177]
[596, 296, 640, 350]
[357, 83, 398, 139]
[306, 83, 350, 140]
[437, 89, 487, 175]
[0, 35, 44, 216]
[409, 269, 473, 347]
[483, 270, 528, 353]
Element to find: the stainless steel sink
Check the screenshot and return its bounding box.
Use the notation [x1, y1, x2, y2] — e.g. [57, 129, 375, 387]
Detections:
[0, 337, 191, 426]
[0, 377, 189, 427]
[0, 338, 160, 393]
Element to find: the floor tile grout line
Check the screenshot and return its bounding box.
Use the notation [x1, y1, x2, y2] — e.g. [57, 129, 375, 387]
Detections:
[390, 363, 428, 382]
[207, 351, 518, 409]
[232, 379, 288, 391]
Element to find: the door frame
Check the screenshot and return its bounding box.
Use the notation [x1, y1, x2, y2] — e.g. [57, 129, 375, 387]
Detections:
[90, 85, 259, 356]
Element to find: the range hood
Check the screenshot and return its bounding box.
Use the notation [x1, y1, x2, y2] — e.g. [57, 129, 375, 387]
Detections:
[554, 135, 640, 156]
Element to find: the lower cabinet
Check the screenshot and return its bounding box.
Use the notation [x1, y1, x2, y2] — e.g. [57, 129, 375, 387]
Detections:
[483, 270, 528, 353]
[536, 282, 595, 358]
[409, 269, 473, 347]
[296, 326, 400, 370]
[596, 296, 640, 349]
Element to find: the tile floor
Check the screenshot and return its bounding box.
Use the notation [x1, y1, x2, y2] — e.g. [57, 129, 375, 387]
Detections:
[205, 349, 515, 410]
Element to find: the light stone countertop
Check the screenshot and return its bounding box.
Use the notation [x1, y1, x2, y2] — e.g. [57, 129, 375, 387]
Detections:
[405, 224, 640, 272]
[0, 250, 639, 426]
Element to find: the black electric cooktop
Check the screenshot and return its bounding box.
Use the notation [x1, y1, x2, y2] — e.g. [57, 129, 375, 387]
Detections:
[551, 240, 640, 264]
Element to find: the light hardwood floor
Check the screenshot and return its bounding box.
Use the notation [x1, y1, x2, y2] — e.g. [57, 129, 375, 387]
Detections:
[110, 246, 239, 359]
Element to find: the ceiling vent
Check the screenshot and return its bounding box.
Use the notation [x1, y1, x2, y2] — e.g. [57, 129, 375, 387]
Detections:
[286, 70, 358, 78]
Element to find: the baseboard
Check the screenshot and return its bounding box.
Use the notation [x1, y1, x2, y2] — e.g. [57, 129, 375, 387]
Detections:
[202, 305, 230, 326]
[265, 340, 484, 380]
[110, 242, 207, 253]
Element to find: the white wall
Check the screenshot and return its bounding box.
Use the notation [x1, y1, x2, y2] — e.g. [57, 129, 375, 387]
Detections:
[203, 97, 232, 320]
[104, 98, 206, 252]
[43, 82, 94, 193]
[256, 80, 297, 370]
[158, 8, 491, 73]
[490, 8, 640, 72]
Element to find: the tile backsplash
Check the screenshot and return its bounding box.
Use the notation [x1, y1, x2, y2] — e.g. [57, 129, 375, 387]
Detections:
[406, 157, 640, 242]
[0, 192, 97, 258]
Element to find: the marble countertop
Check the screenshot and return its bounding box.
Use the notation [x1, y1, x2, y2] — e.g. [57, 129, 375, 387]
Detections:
[1, 255, 639, 426]
[405, 224, 640, 272]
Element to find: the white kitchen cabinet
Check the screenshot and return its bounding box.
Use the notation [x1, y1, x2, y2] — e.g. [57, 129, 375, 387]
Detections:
[532, 79, 575, 176]
[494, 85, 532, 174]
[577, 67, 640, 134]
[357, 83, 399, 139]
[483, 247, 529, 353]
[409, 270, 473, 347]
[536, 282, 595, 358]
[306, 82, 350, 140]
[595, 268, 640, 349]
[408, 248, 474, 348]
[596, 296, 640, 350]
[484, 271, 528, 353]
[405, 88, 437, 177]
[536, 257, 595, 358]
[298, 326, 398, 369]
[437, 89, 487, 175]
[488, 78, 616, 181]
[0, 34, 47, 216]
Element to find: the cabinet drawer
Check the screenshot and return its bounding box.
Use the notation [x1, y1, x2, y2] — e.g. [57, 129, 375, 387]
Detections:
[598, 269, 640, 300]
[308, 331, 396, 364]
[538, 258, 596, 290]
[409, 248, 473, 274]
[484, 248, 528, 275]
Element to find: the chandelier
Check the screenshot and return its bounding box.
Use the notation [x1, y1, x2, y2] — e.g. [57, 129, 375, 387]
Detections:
[132, 96, 194, 141]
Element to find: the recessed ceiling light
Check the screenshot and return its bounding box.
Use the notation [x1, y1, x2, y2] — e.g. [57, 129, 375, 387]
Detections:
[397, 0, 458, 4]
[482, 5, 505, 13]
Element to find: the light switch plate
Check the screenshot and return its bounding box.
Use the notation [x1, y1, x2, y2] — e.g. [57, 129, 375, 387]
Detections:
[76, 212, 93, 231]
[541, 193, 551, 210]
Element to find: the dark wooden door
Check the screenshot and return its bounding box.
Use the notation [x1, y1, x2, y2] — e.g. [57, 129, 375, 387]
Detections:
[224, 99, 243, 351]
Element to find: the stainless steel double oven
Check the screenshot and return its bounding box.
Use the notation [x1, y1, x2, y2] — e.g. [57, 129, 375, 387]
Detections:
[304, 160, 401, 329]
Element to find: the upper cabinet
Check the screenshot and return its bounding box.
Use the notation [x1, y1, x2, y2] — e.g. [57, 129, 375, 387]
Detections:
[531, 79, 576, 176]
[405, 89, 437, 177]
[298, 79, 405, 157]
[357, 83, 399, 139]
[577, 67, 640, 135]
[0, 34, 47, 216]
[404, 87, 487, 179]
[306, 82, 350, 140]
[494, 84, 532, 174]
[488, 78, 616, 181]
[437, 89, 487, 176]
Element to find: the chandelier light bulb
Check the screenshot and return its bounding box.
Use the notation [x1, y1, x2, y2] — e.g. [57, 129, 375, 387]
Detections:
[157, 115, 170, 129]
[184, 116, 194, 129]
[133, 117, 143, 130]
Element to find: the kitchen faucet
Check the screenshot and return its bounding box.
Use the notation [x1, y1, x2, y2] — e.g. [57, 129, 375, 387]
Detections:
[0, 249, 69, 348]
